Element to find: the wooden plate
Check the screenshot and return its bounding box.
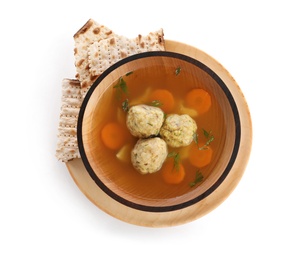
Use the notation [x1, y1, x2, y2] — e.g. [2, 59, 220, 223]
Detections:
[66, 40, 252, 227]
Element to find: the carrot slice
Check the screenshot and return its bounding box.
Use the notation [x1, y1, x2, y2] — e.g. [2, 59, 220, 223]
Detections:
[101, 122, 127, 150]
[161, 159, 185, 184]
[185, 88, 211, 114]
[149, 89, 175, 113]
[188, 143, 213, 168]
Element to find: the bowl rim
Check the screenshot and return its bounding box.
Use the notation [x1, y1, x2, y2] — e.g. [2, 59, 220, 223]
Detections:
[77, 51, 241, 212]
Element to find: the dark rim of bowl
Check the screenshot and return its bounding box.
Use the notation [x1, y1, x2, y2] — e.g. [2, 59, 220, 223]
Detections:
[77, 51, 241, 212]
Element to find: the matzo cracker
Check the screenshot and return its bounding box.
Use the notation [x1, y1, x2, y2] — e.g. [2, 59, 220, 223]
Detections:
[74, 19, 114, 90]
[56, 20, 165, 162]
[56, 79, 82, 162]
[88, 29, 164, 78]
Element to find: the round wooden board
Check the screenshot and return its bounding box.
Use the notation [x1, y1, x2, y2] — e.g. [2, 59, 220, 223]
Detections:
[66, 40, 252, 227]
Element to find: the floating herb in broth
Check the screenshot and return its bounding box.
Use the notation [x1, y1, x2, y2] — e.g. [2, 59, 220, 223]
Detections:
[122, 99, 129, 112]
[175, 66, 181, 76]
[113, 71, 133, 100]
[189, 170, 204, 187]
[148, 89, 174, 113]
[167, 152, 181, 171]
[148, 100, 163, 107]
[113, 76, 128, 100]
[193, 128, 215, 150]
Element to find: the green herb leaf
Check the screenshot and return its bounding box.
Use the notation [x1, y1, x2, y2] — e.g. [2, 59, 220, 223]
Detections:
[119, 77, 128, 94]
[198, 145, 209, 151]
[125, 71, 133, 76]
[122, 99, 129, 112]
[202, 129, 210, 138]
[193, 132, 198, 145]
[168, 152, 180, 171]
[202, 129, 214, 146]
[195, 129, 215, 150]
[189, 170, 204, 187]
[148, 100, 163, 107]
[114, 76, 128, 99]
[175, 66, 181, 76]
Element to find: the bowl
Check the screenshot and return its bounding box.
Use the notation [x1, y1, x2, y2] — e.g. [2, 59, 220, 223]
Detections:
[76, 43, 252, 226]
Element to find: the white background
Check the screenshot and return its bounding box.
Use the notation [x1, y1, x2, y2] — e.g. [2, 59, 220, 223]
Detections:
[1, 0, 306, 259]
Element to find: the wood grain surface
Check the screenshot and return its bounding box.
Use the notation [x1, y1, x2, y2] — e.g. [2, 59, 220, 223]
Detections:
[66, 40, 252, 227]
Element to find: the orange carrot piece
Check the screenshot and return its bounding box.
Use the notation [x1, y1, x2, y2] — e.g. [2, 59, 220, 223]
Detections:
[161, 159, 185, 184]
[188, 143, 213, 168]
[101, 122, 127, 150]
[185, 88, 211, 114]
[149, 89, 175, 113]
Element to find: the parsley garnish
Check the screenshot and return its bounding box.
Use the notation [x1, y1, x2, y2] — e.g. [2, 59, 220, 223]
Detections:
[168, 152, 180, 171]
[113, 76, 128, 99]
[189, 170, 204, 187]
[122, 99, 129, 112]
[193, 132, 198, 145]
[113, 72, 133, 100]
[202, 129, 215, 147]
[125, 71, 133, 76]
[148, 100, 163, 107]
[193, 129, 214, 150]
[175, 66, 181, 76]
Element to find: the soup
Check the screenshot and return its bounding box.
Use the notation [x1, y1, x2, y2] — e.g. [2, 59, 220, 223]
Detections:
[89, 64, 227, 205]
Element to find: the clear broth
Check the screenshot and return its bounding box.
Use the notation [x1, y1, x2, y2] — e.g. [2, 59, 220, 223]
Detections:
[93, 65, 227, 202]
